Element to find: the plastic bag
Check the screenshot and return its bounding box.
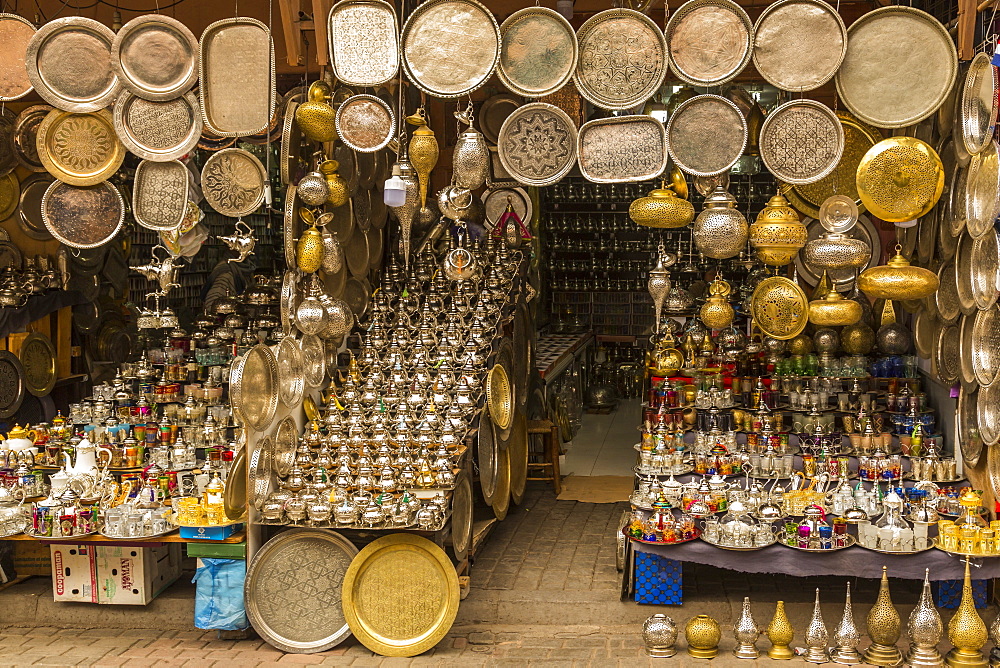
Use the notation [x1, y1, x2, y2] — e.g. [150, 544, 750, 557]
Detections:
[192, 558, 248, 630]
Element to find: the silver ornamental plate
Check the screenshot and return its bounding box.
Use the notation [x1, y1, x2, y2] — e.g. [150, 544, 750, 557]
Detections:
[959, 52, 998, 157]
[284, 184, 301, 269]
[965, 140, 1000, 238]
[114, 91, 202, 162]
[478, 411, 498, 504]
[835, 6, 957, 129]
[0, 351, 25, 419]
[335, 94, 394, 153]
[577, 115, 668, 184]
[401, 0, 500, 99]
[752, 0, 847, 92]
[201, 148, 267, 218]
[245, 529, 358, 654]
[0, 13, 37, 102]
[199, 18, 276, 137]
[759, 100, 844, 185]
[497, 102, 577, 187]
[276, 335, 305, 408]
[328, 0, 399, 87]
[666, 0, 752, 87]
[301, 334, 326, 387]
[482, 187, 532, 228]
[229, 344, 279, 432]
[498, 7, 577, 98]
[273, 416, 296, 477]
[574, 9, 667, 111]
[666, 94, 748, 177]
[12, 105, 52, 172]
[41, 180, 124, 249]
[111, 14, 198, 101]
[133, 160, 188, 230]
[25, 17, 121, 112]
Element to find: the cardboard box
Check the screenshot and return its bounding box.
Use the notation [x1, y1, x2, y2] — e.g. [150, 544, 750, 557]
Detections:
[95, 544, 182, 605]
[180, 523, 243, 541]
[49, 545, 98, 603]
[15, 540, 52, 576]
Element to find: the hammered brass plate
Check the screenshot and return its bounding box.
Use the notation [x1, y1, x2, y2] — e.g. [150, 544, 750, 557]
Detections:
[0, 350, 25, 419]
[508, 412, 528, 505]
[498, 102, 577, 187]
[111, 14, 198, 101]
[492, 439, 511, 520]
[12, 105, 51, 172]
[401, 0, 500, 99]
[759, 100, 844, 185]
[0, 13, 36, 101]
[498, 7, 577, 98]
[752, 0, 846, 92]
[959, 52, 998, 157]
[578, 116, 668, 183]
[25, 16, 120, 112]
[37, 109, 125, 186]
[836, 6, 957, 129]
[199, 18, 276, 137]
[272, 415, 297, 477]
[41, 180, 123, 249]
[972, 228, 1000, 310]
[133, 160, 188, 231]
[335, 94, 394, 153]
[201, 148, 267, 218]
[750, 276, 808, 340]
[328, 0, 399, 87]
[478, 411, 498, 505]
[113, 91, 202, 162]
[856, 137, 944, 222]
[487, 363, 512, 431]
[958, 386, 984, 467]
[666, 94, 747, 177]
[965, 140, 1000, 239]
[666, 0, 751, 87]
[276, 334, 305, 408]
[18, 332, 56, 397]
[978, 382, 1000, 447]
[229, 344, 279, 432]
[223, 443, 247, 521]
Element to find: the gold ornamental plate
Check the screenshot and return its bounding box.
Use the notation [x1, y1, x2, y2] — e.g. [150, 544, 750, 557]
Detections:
[37, 109, 125, 186]
[666, 94, 747, 177]
[835, 6, 957, 129]
[959, 52, 998, 157]
[491, 440, 511, 520]
[750, 276, 808, 340]
[199, 18, 276, 137]
[508, 412, 528, 505]
[498, 7, 577, 98]
[328, 0, 399, 87]
[666, 0, 751, 87]
[0, 172, 18, 223]
[249, 436, 272, 509]
[223, 442, 247, 521]
[201, 148, 267, 218]
[342, 533, 460, 658]
[113, 91, 202, 162]
[487, 363, 512, 432]
[578, 116, 668, 184]
[229, 344, 278, 431]
[272, 416, 297, 477]
[856, 137, 944, 222]
[12, 105, 51, 172]
[759, 100, 844, 185]
[752, 0, 846, 92]
[247, 529, 358, 654]
[964, 140, 1000, 239]
[133, 160, 189, 231]
[575, 9, 667, 110]
[41, 180, 124, 249]
[972, 306, 1000, 386]
[401, 0, 500, 99]
[0, 13, 36, 102]
[111, 14, 198, 101]
[18, 332, 56, 397]
[335, 94, 395, 153]
[25, 16, 120, 112]
[978, 382, 1000, 447]
[498, 102, 577, 187]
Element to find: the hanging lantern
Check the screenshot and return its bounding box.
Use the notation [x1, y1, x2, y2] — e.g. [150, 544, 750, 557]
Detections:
[841, 322, 875, 354]
[804, 232, 871, 270]
[808, 288, 862, 327]
[629, 183, 694, 229]
[858, 247, 939, 300]
[407, 108, 438, 209]
[693, 186, 748, 259]
[320, 160, 348, 208]
[648, 246, 672, 332]
[452, 104, 489, 190]
[296, 210, 324, 274]
[296, 81, 337, 143]
[387, 155, 420, 267]
[700, 278, 734, 329]
[749, 193, 807, 266]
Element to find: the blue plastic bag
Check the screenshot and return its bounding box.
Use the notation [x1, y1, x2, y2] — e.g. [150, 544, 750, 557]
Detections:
[193, 558, 248, 630]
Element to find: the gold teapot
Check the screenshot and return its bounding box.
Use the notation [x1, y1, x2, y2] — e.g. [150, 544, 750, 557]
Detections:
[296, 81, 337, 143]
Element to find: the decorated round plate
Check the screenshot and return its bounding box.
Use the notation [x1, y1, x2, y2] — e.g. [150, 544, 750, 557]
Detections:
[759, 100, 844, 185]
[18, 332, 56, 398]
[300, 334, 326, 387]
[964, 140, 1000, 238]
[229, 344, 278, 432]
[478, 411, 498, 505]
[201, 148, 267, 218]
[497, 102, 577, 187]
[856, 137, 944, 222]
[113, 91, 202, 162]
[223, 443, 247, 521]
[752, 0, 846, 92]
[272, 416, 297, 477]
[498, 7, 577, 98]
[133, 160, 189, 231]
[276, 335, 305, 408]
[111, 14, 198, 101]
[0, 173, 18, 223]
[666, 0, 751, 87]
[750, 276, 808, 340]
[0, 350, 25, 419]
[36, 108, 125, 186]
[487, 363, 512, 432]
[41, 180, 124, 249]
[0, 13, 37, 102]
[12, 105, 51, 172]
[335, 94, 394, 153]
[957, 385, 983, 467]
[666, 94, 747, 177]
[17, 175, 53, 240]
[959, 52, 998, 157]
[492, 439, 511, 520]
[25, 16, 120, 112]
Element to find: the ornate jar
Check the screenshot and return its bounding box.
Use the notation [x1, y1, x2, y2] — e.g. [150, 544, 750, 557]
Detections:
[452, 127, 489, 190]
[629, 185, 694, 229]
[749, 194, 807, 266]
[319, 160, 348, 208]
[693, 187, 748, 259]
[767, 601, 795, 660]
[296, 169, 330, 206]
[642, 614, 678, 658]
[700, 278, 735, 329]
[685, 614, 721, 659]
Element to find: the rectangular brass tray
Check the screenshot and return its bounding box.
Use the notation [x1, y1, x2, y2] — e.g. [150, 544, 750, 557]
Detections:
[577, 116, 668, 183]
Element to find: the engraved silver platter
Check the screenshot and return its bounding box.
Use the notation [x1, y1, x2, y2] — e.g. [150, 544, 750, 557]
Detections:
[328, 0, 399, 87]
[0, 13, 36, 102]
[577, 115, 668, 184]
[666, 0, 751, 88]
[273, 416, 296, 477]
[935, 323, 960, 384]
[249, 436, 272, 510]
[114, 90, 202, 162]
[201, 148, 267, 218]
[345, 224, 370, 278]
[478, 411, 498, 505]
[0, 350, 25, 419]
[959, 52, 998, 157]
[284, 184, 301, 269]
[835, 6, 957, 129]
[482, 187, 532, 229]
[401, 0, 500, 99]
[666, 95, 747, 177]
[972, 306, 1000, 386]
[575, 9, 667, 111]
[245, 529, 358, 654]
[41, 180, 123, 249]
[276, 335, 305, 408]
[229, 344, 279, 432]
[977, 381, 1000, 447]
[936, 257, 961, 323]
[111, 14, 198, 101]
[972, 228, 1000, 310]
[335, 94, 394, 153]
[342, 277, 369, 320]
[281, 270, 297, 335]
[497, 102, 577, 187]
[964, 139, 1000, 239]
[199, 18, 276, 137]
[12, 105, 51, 172]
[25, 16, 120, 112]
[133, 159, 188, 231]
[498, 7, 577, 98]
[949, 161, 968, 237]
[960, 312, 977, 388]
[955, 232, 977, 315]
[759, 99, 844, 185]
[301, 334, 326, 387]
[958, 385, 984, 467]
[280, 99, 303, 185]
[752, 0, 846, 92]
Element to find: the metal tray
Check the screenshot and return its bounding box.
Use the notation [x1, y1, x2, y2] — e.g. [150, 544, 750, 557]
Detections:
[971, 228, 1000, 310]
[497, 102, 577, 187]
[0, 13, 36, 101]
[498, 7, 577, 98]
[18, 331, 56, 397]
[25, 16, 120, 112]
[199, 18, 276, 137]
[113, 91, 201, 162]
[959, 312, 977, 387]
[759, 100, 843, 185]
[0, 350, 25, 418]
[111, 14, 198, 100]
[276, 335, 305, 408]
[977, 381, 1000, 447]
[12, 105, 50, 172]
[959, 52, 998, 157]
[751, 0, 846, 92]
[972, 306, 1000, 386]
[0, 173, 17, 223]
[335, 94, 394, 153]
[327, 0, 399, 87]
[964, 140, 1000, 239]
[666, 0, 750, 87]
[272, 416, 297, 477]
[201, 148, 267, 218]
[133, 160, 189, 231]
[41, 180, 124, 249]
[955, 232, 977, 315]
[300, 334, 326, 388]
[37, 108, 125, 186]
[856, 542, 934, 556]
[779, 534, 856, 553]
[229, 344, 278, 432]
[478, 411, 498, 505]
[935, 323, 960, 384]
[577, 116, 668, 183]
[667, 94, 747, 177]
[345, 224, 370, 278]
[249, 436, 272, 510]
[700, 534, 779, 551]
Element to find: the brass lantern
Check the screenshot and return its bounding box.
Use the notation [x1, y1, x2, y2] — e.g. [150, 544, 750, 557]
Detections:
[700, 278, 735, 329]
[858, 247, 939, 300]
[809, 288, 862, 327]
[693, 186, 748, 259]
[648, 246, 672, 332]
[749, 193, 807, 266]
[296, 81, 337, 143]
[804, 233, 871, 270]
[629, 183, 694, 229]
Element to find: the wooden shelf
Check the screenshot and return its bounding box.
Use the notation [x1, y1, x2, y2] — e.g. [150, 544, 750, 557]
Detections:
[2, 530, 246, 546]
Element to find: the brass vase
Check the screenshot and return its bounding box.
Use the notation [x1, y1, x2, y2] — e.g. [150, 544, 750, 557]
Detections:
[832, 582, 863, 665]
[906, 568, 944, 667]
[407, 109, 438, 210]
[767, 600, 795, 660]
[946, 558, 988, 668]
[734, 596, 761, 659]
[805, 588, 830, 663]
[864, 566, 903, 666]
[685, 614, 721, 659]
[296, 81, 337, 143]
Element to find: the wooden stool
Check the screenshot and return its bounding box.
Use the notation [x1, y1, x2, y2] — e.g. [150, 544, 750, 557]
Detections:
[526, 419, 562, 495]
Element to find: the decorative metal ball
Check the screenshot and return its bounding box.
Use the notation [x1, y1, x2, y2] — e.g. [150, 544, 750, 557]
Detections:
[813, 328, 840, 353]
[763, 336, 787, 356]
[788, 334, 814, 355]
[841, 322, 875, 355]
[296, 170, 331, 206]
[693, 187, 748, 259]
[749, 193, 808, 266]
[629, 186, 695, 229]
[877, 322, 913, 355]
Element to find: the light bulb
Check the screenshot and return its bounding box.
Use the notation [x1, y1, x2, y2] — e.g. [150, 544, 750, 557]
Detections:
[384, 165, 407, 207]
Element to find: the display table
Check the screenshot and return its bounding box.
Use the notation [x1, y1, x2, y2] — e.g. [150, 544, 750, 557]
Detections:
[536, 333, 593, 381]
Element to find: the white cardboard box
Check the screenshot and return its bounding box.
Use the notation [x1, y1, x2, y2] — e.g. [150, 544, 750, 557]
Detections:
[95, 544, 182, 605]
[49, 545, 98, 603]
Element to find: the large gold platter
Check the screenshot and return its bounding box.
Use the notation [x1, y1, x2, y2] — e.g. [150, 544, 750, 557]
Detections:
[508, 412, 529, 505]
[666, 94, 747, 177]
[759, 99, 843, 185]
[575, 8, 667, 110]
[752, 0, 846, 92]
[498, 7, 577, 98]
[491, 438, 511, 520]
[335, 94, 394, 153]
[959, 52, 998, 157]
[41, 180, 123, 249]
[111, 14, 198, 101]
[18, 331, 56, 397]
[223, 443, 247, 521]
[25, 16, 120, 112]
[328, 0, 399, 87]
[36, 109, 125, 186]
[400, 0, 499, 99]
[835, 6, 957, 129]
[199, 18, 276, 137]
[113, 91, 202, 162]
[133, 160, 188, 231]
[229, 344, 278, 432]
[577, 116, 668, 184]
[666, 0, 751, 87]
[856, 137, 944, 222]
[487, 363, 512, 432]
[0, 173, 17, 222]
[342, 533, 459, 657]
[201, 148, 267, 218]
[0, 13, 37, 102]
[498, 102, 577, 187]
[750, 276, 808, 340]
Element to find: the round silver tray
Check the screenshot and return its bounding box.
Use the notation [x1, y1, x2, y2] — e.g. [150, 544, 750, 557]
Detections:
[856, 541, 935, 556]
[633, 465, 694, 477]
[27, 529, 98, 540]
[700, 534, 779, 551]
[778, 534, 856, 552]
[99, 526, 178, 540]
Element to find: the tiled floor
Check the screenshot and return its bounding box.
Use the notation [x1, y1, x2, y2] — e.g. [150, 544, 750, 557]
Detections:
[561, 400, 640, 477]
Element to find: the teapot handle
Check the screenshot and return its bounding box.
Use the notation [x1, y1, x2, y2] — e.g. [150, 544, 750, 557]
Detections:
[12, 485, 25, 506]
